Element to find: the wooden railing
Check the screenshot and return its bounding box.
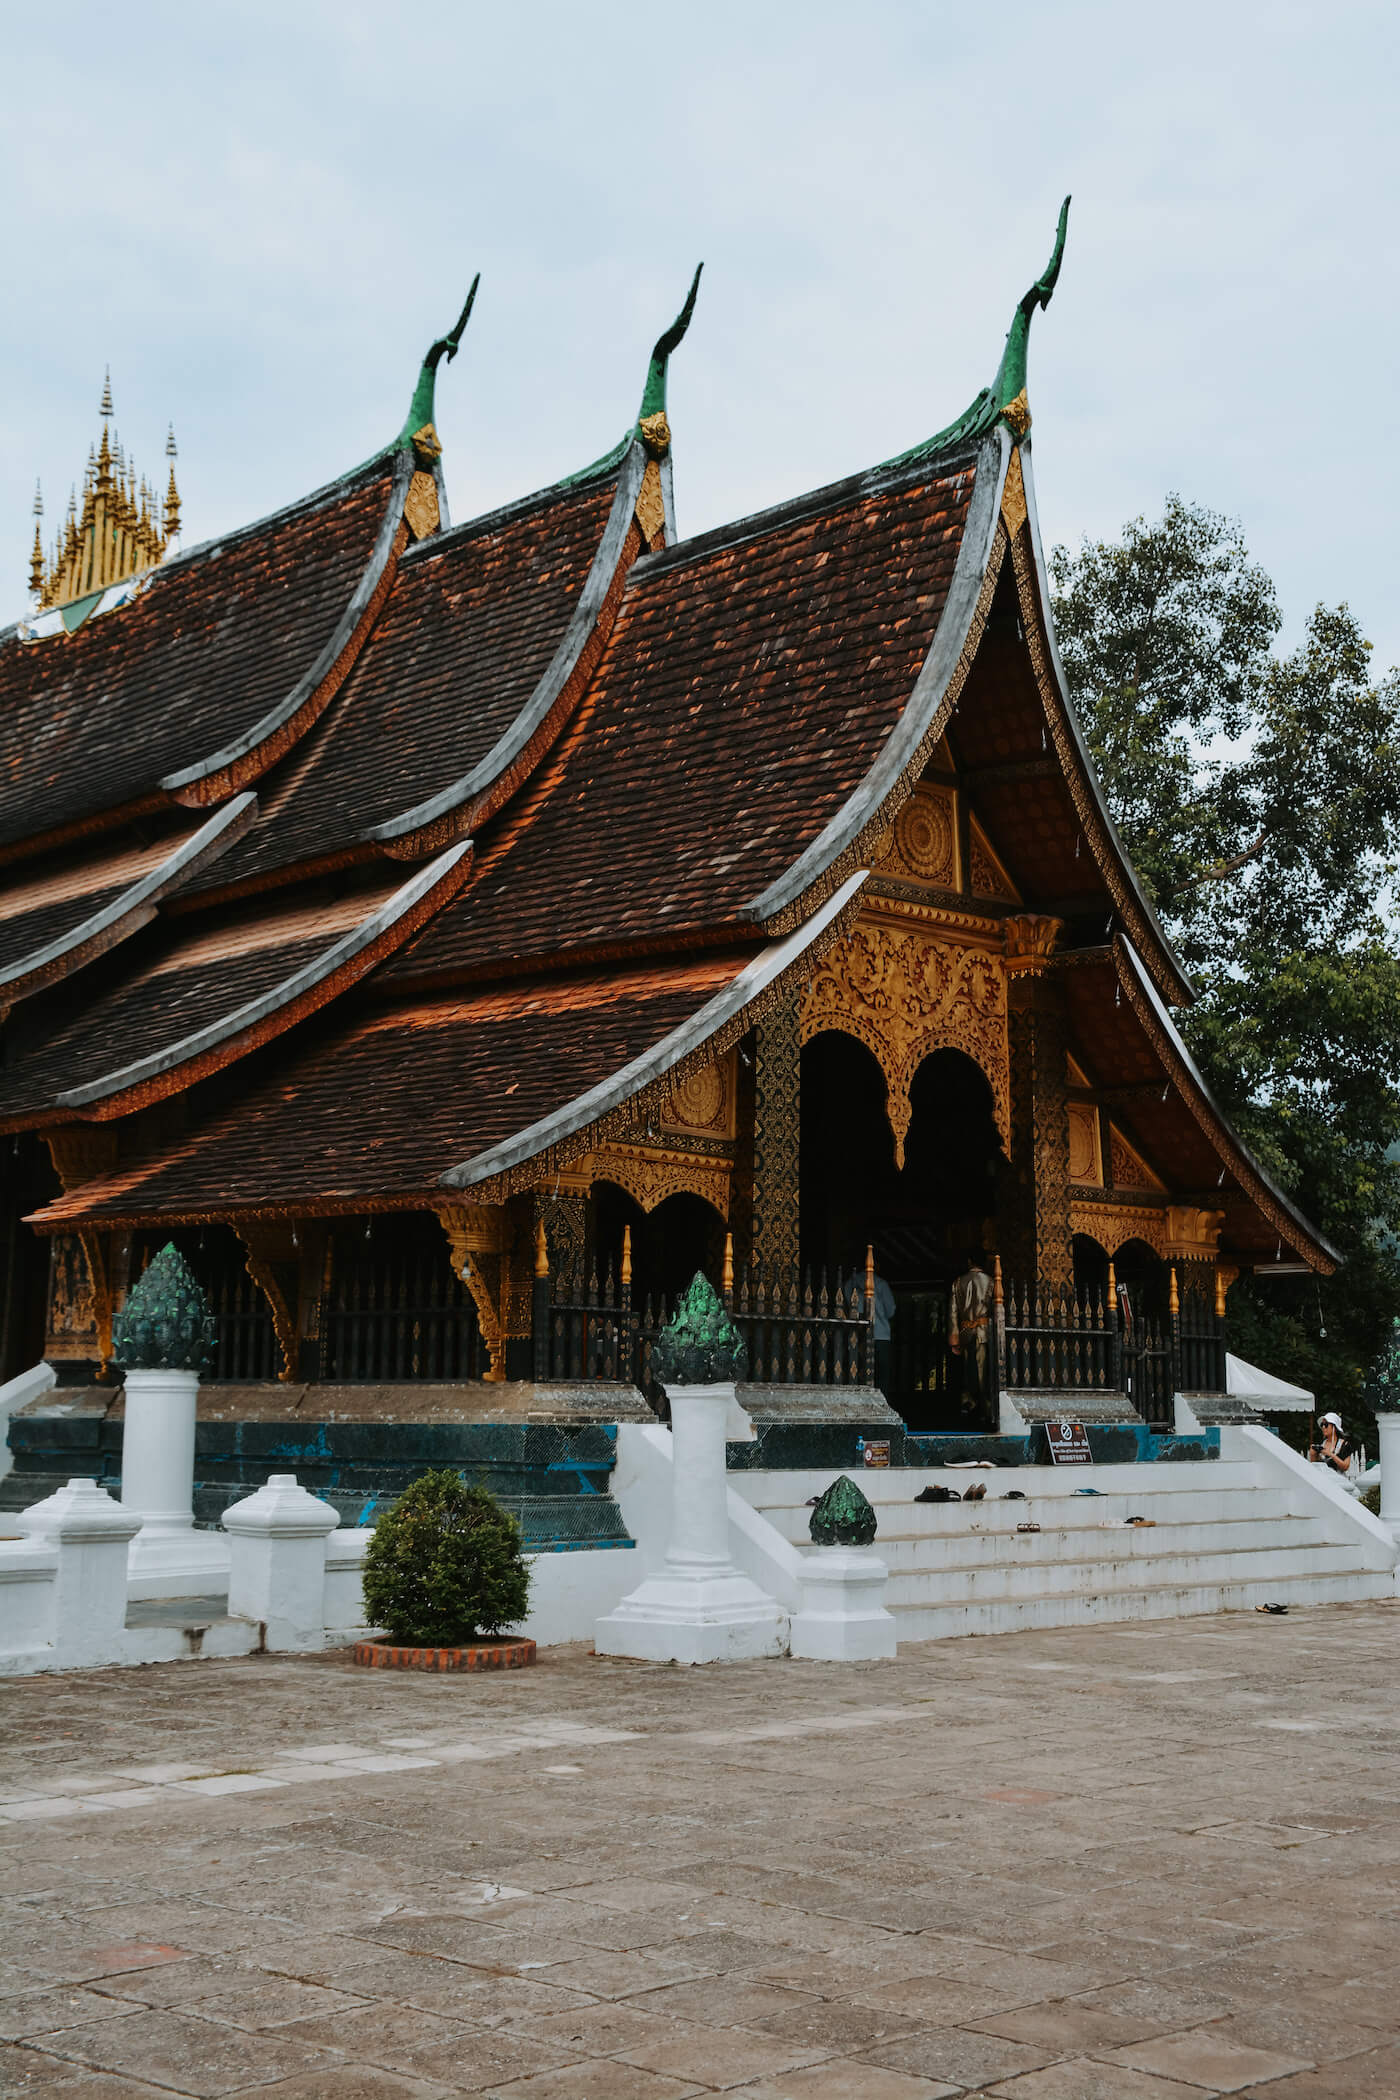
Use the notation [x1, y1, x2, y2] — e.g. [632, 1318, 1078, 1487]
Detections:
[322, 1240, 486, 1383]
[995, 1256, 1226, 1428]
[208, 1266, 280, 1383]
[534, 1229, 875, 1406]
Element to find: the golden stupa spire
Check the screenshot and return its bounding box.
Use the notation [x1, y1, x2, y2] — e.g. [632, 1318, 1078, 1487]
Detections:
[29, 372, 183, 613]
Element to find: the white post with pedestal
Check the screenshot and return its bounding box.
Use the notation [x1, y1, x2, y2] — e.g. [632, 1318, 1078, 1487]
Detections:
[222, 1474, 341, 1648]
[1377, 1412, 1400, 1543]
[18, 1478, 142, 1665]
[121, 1366, 230, 1599]
[790, 1545, 897, 1660]
[596, 1380, 786, 1663]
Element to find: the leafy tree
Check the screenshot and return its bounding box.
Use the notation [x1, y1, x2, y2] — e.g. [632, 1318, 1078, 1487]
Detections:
[362, 1470, 530, 1646]
[1051, 501, 1400, 1433]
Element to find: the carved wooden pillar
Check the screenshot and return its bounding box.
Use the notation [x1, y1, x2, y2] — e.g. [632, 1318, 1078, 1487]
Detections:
[437, 1204, 507, 1382]
[750, 993, 800, 1275]
[237, 1223, 300, 1382]
[1002, 919, 1071, 1292]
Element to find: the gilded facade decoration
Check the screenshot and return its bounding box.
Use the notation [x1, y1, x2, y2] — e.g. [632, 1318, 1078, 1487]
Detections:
[659, 1050, 735, 1139]
[967, 814, 1020, 902]
[45, 1235, 100, 1365]
[1009, 975, 1073, 1288]
[801, 920, 1011, 1166]
[1003, 913, 1063, 975]
[1069, 1200, 1168, 1259]
[1165, 1206, 1225, 1262]
[1109, 1125, 1165, 1192]
[403, 470, 441, 542]
[1067, 1101, 1103, 1186]
[238, 1223, 299, 1382]
[634, 459, 666, 544]
[875, 784, 959, 890]
[751, 993, 801, 1269]
[581, 1144, 732, 1220]
[437, 1204, 507, 1380]
[1000, 444, 1028, 534]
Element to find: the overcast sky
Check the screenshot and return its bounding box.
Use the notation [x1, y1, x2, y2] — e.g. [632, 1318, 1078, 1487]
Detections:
[4, 1, 1396, 668]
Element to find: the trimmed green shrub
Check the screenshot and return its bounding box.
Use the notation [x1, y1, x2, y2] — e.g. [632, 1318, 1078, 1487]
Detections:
[1361, 1484, 1382, 1518]
[362, 1470, 531, 1646]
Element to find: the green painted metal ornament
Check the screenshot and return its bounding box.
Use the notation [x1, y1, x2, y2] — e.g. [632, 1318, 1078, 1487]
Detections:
[809, 1474, 878, 1548]
[111, 1243, 216, 1373]
[650, 1270, 748, 1387]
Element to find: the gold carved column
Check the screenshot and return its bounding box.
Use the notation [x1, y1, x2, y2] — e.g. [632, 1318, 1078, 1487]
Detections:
[749, 993, 801, 1274]
[1002, 917, 1072, 1292]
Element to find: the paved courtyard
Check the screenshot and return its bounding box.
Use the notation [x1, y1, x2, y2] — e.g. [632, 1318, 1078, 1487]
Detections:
[2, 1603, 1398, 2099]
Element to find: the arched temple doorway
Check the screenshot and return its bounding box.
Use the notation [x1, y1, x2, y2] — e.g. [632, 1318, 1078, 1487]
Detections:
[800, 1032, 1004, 1428]
[591, 1184, 726, 1314]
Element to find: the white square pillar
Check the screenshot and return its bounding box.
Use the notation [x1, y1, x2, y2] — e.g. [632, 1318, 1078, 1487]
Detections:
[790, 1545, 897, 1660]
[222, 1474, 341, 1649]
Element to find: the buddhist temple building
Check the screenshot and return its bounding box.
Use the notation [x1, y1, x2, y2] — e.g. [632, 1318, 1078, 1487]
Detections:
[0, 211, 1337, 1519]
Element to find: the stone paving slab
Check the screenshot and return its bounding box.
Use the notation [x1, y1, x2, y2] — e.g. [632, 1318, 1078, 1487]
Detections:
[2, 1600, 1398, 2095]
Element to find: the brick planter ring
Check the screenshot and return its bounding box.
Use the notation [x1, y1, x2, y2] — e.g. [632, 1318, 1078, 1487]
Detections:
[352, 1638, 537, 1672]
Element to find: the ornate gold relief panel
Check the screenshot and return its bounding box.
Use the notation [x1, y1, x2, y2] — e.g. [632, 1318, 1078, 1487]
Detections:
[873, 783, 960, 892]
[657, 1049, 736, 1140]
[1067, 1102, 1103, 1186]
[967, 813, 1021, 903]
[576, 1144, 732, 1221]
[1109, 1124, 1166, 1192]
[800, 919, 1011, 1167]
[1069, 1201, 1167, 1258]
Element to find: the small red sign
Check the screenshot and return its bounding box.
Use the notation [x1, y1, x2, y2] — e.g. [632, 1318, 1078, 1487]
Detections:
[1046, 1418, 1092, 1464]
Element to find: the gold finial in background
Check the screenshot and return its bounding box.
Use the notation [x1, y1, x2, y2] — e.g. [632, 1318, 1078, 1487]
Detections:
[28, 484, 44, 599]
[28, 375, 183, 613]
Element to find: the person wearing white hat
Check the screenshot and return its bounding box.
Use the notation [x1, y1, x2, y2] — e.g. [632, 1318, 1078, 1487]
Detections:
[1309, 1412, 1352, 1476]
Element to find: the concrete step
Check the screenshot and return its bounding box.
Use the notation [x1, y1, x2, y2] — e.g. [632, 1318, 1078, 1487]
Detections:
[867, 1514, 1331, 1570]
[880, 1539, 1365, 1606]
[734, 1459, 1265, 1507]
[750, 1488, 1306, 1544]
[889, 1564, 1396, 1640]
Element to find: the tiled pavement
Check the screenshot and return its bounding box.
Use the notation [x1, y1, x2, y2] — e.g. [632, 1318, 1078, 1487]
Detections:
[2, 1602, 1399, 2097]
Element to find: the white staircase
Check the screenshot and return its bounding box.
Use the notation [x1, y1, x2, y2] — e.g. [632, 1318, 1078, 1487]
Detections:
[733, 1443, 1399, 1642]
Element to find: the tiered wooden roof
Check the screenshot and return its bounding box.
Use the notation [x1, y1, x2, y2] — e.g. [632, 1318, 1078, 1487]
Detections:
[2, 226, 1336, 1272]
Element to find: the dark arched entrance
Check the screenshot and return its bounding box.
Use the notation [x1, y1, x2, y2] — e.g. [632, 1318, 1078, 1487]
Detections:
[800, 1032, 1003, 1428]
[592, 1184, 725, 1316]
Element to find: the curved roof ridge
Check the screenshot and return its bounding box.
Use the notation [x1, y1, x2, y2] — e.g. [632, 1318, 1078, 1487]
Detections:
[51, 840, 472, 1119]
[0, 795, 257, 1004]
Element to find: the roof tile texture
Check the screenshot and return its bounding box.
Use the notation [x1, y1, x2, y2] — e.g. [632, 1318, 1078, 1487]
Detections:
[192, 477, 618, 888]
[0, 464, 393, 850]
[389, 463, 974, 983]
[32, 958, 750, 1221]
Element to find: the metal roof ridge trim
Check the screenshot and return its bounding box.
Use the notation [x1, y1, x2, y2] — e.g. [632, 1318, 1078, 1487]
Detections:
[1115, 933, 1342, 1268]
[363, 438, 648, 844]
[745, 427, 1007, 926]
[0, 794, 258, 998]
[441, 867, 869, 1192]
[157, 450, 413, 795]
[54, 839, 471, 1111]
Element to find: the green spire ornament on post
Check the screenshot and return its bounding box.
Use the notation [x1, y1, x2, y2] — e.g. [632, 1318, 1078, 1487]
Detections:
[650, 1270, 748, 1387]
[809, 1474, 879, 1548]
[111, 1244, 216, 1374]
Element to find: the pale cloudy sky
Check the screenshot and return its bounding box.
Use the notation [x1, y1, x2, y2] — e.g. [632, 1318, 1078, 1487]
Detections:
[3, 1, 1396, 665]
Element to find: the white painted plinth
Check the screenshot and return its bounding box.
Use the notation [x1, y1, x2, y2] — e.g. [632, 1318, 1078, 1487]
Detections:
[223, 1474, 340, 1648]
[17, 1478, 141, 1664]
[595, 1381, 785, 1663]
[1378, 1413, 1400, 1542]
[120, 1367, 230, 1599]
[790, 1545, 897, 1661]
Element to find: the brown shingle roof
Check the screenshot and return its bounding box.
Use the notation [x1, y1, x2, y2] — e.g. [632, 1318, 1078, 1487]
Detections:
[186, 475, 621, 890]
[386, 458, 975, 987]
[27, 957, 754, 1225]
[0, 461, 394, 852]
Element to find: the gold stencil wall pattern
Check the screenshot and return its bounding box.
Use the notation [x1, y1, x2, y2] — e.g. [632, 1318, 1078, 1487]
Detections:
[801, 922, 1010, 1167]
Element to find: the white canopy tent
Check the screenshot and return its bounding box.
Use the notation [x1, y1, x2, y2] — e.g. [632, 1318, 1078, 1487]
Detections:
[1225, 1352, 1314, 1412]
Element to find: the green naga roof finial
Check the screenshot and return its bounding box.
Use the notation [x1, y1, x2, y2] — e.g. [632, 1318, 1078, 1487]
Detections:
[893, 197, 1070, 464]
[398, 274, 481, 449]
[637, 263, 704, 427]
[990, 195, 1070, 436]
